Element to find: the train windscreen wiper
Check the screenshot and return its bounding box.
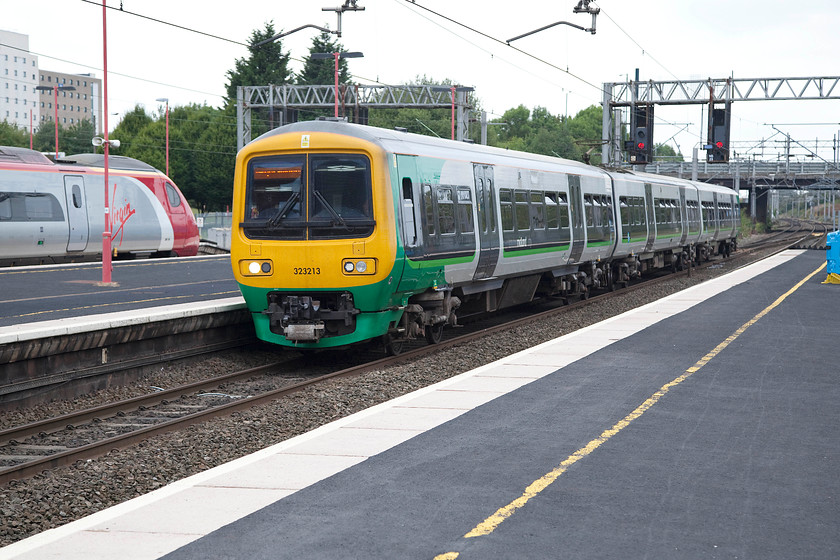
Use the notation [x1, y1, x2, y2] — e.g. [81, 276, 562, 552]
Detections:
[312, 189, 347, 228]
[267, 191, 300, 229]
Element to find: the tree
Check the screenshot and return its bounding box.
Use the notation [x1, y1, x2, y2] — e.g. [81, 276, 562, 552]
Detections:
[110, 105, 154, 155]
[63, 119, 95, 155]
[297, 31, 351, 86]
[654, 143, 683, 162]
[225, 22, 293, 137]
[368, 76, 480, 140]
[225, 22, 292, 104]
[0, 121, 27, 147]
[565, 105, 602, 164]
[32, 121, 61, 154]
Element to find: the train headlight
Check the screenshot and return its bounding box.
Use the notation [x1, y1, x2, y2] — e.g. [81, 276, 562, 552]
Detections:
[240, 260, 272, 276]
[342, 259, 376, 275]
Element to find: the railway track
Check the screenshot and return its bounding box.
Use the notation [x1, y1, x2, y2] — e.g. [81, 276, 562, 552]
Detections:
[0, 225, 818, 486]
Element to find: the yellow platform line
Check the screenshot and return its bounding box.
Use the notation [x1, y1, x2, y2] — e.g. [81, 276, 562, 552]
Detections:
[435, 261, 825, 559]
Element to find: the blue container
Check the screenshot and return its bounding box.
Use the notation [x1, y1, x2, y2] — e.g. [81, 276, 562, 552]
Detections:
[828, 231, 840, 275]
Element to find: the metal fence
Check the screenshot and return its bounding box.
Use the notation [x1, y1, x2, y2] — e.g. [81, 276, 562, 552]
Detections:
[196, 212, 232, 251]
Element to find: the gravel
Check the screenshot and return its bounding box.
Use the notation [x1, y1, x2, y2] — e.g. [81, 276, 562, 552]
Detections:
[0, 237, 779, 547]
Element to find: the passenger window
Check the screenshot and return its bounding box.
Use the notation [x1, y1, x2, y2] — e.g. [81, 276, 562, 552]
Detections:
[500, 189, 514, 232]
[423, 184, 435, 236]
[457, 187, 474, 234]
[0, 194, 10, 220]
[437, 187, 455, 234]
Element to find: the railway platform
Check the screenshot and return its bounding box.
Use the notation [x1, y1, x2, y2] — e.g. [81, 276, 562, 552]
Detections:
[1, 249, 838, 559]
[0, 254, 241, 331]
[0, 255, 247, 405]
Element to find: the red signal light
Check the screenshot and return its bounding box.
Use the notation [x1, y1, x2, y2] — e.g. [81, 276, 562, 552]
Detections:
[637, 142, 645, 150]
[715, 141, 724, 149]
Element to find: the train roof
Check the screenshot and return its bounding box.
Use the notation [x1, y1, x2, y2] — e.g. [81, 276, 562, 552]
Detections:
[0, 146, 55, 165]
[610, 168, 738, 196]
[253, 119, 601, 175]
[61, 153, 161, 173]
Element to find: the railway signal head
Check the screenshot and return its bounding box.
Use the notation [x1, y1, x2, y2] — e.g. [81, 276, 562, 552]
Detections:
[707, 106, 731, 163]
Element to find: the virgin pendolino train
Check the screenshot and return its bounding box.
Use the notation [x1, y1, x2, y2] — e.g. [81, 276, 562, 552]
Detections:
[231, 119, 738, 354]
[0, 146, 199, 266]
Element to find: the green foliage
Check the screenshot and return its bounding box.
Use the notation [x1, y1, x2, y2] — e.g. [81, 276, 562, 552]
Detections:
[109, 103, 236, 211]
[225, 22, 292, 105]
[297, 31, 352, 86]
[485, 104, 602, 163]
[224, 21, 293, 138]
[367, 76, 481, 141]
[63, 119, 96, 155]
[0, 120, 28, 147]
[653, 143, 684, 162]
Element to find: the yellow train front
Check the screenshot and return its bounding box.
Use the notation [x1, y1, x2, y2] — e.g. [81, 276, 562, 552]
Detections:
[231, 120, 404, 350]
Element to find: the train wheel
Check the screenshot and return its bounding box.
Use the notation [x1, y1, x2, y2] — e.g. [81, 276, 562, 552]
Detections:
[425, 324, 444, 345]
[382, 334, 404, 356]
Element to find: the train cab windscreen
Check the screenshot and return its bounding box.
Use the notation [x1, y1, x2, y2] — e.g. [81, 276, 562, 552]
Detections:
[243, 154, 374, 240]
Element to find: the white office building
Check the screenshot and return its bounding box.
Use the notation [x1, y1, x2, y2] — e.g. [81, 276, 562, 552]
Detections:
[0, 29, 39, 131]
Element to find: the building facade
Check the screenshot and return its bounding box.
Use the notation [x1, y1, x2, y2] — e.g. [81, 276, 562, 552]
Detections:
[1, 29, 103, 135]
[37, 69, 102, 134]
[0, 30, 39, 131]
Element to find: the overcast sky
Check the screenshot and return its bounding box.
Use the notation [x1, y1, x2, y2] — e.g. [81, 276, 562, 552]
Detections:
[4, 0, 840, 162]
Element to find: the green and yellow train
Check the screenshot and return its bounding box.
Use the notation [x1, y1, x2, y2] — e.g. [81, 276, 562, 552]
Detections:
[231, 119, 738, 354]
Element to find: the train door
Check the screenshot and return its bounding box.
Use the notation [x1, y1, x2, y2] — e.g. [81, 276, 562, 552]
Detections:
[396, 155, 422, 257]
[472, 164, 499, 280]
[63, 175, 89, 252]
[679, 186, 688, 245]
[568, 175, 585, 262]
[644, 182, 656, 251]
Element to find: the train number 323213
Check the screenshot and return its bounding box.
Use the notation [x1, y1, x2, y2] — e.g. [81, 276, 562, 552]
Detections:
[293, 267, 321, 275]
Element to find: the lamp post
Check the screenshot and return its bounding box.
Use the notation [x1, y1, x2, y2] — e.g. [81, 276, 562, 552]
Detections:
[100, 0, 116, 285]
[310, 51, 363, 118]
[156, 98, 169, 176]
[35, 83, 76, 158]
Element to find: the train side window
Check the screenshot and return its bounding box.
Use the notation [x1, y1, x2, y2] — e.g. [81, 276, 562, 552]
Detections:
[530, 191, 545, 229]
[0, 193, 10, 220]
[487, 178, 496, 233]
[545, 192, 559, 229]
[165, 183, 182, 208]
[514, 190, 529, 231]
[456, 187, 474, 234]
[437, 187, 455, 235]
[71, 185, 82, 209]
[24, 193, 63, 221]
[422, 183, 435, 236]
[558, 193, 570, 229]
[500, 189, 514, 231]
[619, 197, 631, 229]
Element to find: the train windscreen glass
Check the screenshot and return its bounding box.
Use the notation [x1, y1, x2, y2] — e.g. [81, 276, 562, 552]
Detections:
[245, 155, 304, 223]
[243, 153, 373, 240]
